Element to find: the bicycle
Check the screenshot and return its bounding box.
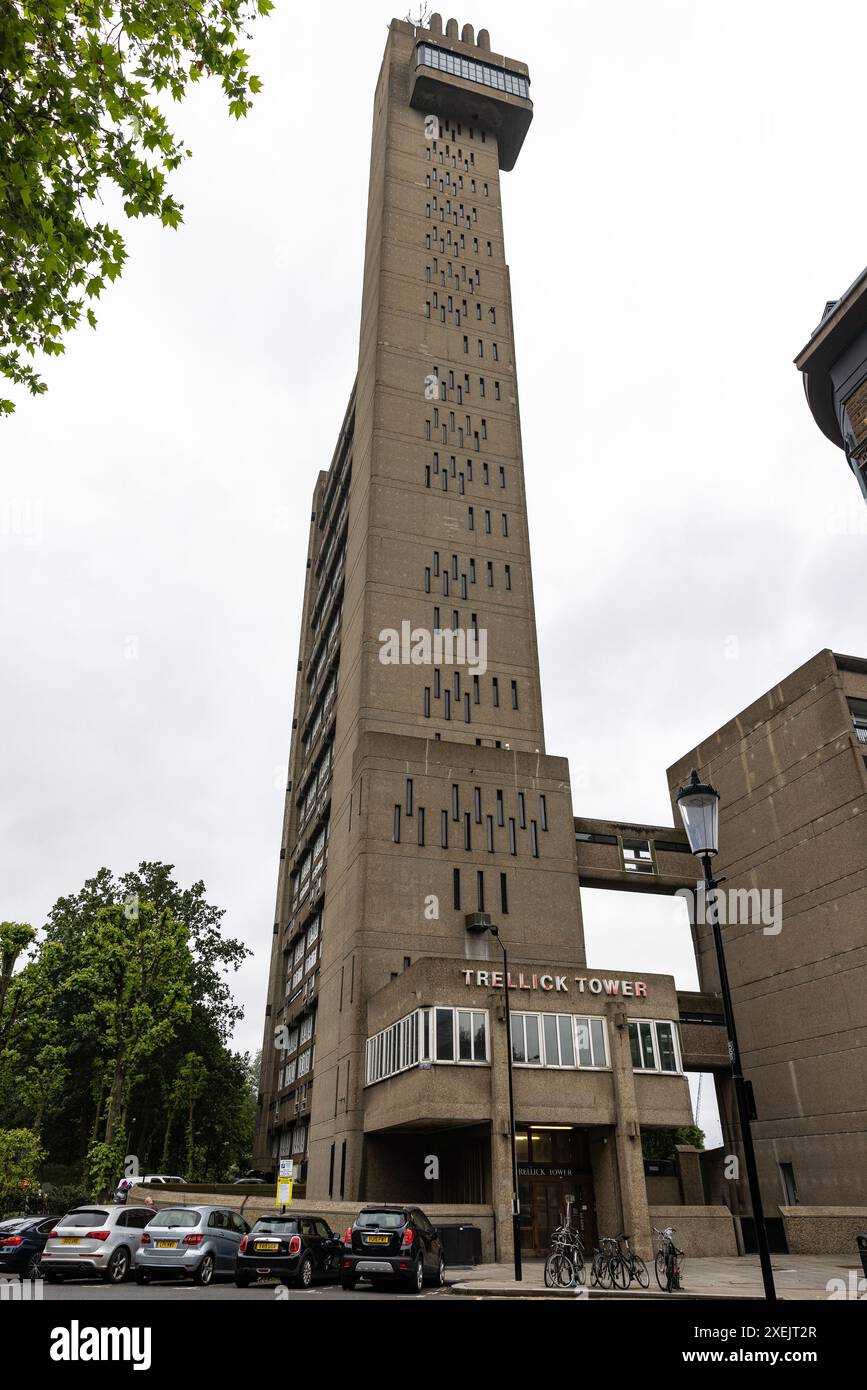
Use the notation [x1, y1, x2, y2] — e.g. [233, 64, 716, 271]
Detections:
[653, 1226, 685, 1292]
[608, 1231, 649, 1289]
[589, 1235, 618, 1288]
[544, 1221, 585, 1288]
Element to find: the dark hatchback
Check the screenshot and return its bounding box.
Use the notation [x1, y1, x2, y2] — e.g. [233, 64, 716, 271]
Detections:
[235, 1214, 342, 1288]
[342, 1207, 445, 1294]
[0, 1215, 62, 1279]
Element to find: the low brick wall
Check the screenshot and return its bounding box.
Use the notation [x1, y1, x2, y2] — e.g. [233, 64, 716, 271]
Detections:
[780, 1207, 867, 1256]
[649, 1204, 738, 1257]
[128, 1187, 496, 1263]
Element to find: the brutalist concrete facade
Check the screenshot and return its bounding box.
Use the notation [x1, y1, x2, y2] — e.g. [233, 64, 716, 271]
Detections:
[253, 16, 701, 1261]
[668, 649, 867, 1242]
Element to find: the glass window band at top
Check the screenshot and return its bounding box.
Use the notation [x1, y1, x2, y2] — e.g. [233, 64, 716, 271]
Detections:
[416, 43, 530, 100]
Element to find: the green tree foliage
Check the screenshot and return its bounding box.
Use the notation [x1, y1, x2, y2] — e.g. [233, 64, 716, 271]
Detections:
[0, 863, 255, 1183]
[642, 1124, 706, 1162]
[0, 1126, 45, 1212]
[0, 0, 274, 414]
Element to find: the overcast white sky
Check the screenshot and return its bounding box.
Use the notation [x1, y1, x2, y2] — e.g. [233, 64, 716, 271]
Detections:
[3, 2, 866, 1148]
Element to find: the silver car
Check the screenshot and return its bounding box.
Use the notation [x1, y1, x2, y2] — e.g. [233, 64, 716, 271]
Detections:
[41, 1205, 154, 1284]
[134, 1205, 249, 1286]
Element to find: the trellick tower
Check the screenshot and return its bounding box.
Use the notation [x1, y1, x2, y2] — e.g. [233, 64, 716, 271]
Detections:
[254, 15, 588, 1205]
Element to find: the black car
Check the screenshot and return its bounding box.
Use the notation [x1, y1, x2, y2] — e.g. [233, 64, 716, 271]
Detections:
[235, 1213, 342, 1288]
[341, 1206, 445, 1294]
[0, 1215, 62, 1279]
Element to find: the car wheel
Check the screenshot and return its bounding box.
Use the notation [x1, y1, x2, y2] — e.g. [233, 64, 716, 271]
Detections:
[433, 1255, 446, 1287]
[235, 1272, 251, 1289]
[23, 1252, 41, 1280]
[135, 1270, 150, 1286]
[194, 1253, 215, 1287]
[105, 1247, 130, 1284]
[296, 1253, 314, 1289]
[406, 1257, 424, 1294]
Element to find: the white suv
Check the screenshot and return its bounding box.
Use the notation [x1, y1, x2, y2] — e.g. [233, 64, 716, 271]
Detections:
[41, 1205, 154, 1283]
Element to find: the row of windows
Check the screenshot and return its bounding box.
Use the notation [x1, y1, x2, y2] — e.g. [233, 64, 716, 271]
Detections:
[296, 742, 332, 832]
[425, 143, 478, 171]
[427, 258, 481, 293]
[427, 172, 489, 197]
[416, 43, 530, 100]
[394, 797, 537, 858]
[425, 560, 511, 594]
[425, 452, 507, 492]
[428, 365, 501, 402]
[425, 230, 493, 258]
[365, 1007, 682, 1087]
[425, 296, 497, 328]
[366, 1006, 489, 1085]
[422, 668, 520, 720]
[424, 406, 493, 448]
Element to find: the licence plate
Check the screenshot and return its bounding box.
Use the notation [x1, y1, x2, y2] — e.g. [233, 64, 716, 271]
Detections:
[366, 1235, 389, 1244]
[60, 1238, 80, 1246]
[255, 1242, 279, 1252]
[155, 1240, 177, 1249]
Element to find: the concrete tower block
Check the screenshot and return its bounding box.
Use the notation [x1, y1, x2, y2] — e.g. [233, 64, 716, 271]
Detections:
[461, 23, 475, 44]
[429, 11, 443, 34]
[477, 27, 491, 50]
[445, 17, 459, 39]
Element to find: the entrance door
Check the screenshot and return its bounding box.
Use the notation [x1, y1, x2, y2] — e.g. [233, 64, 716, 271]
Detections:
[519, 1175, 596, 1256]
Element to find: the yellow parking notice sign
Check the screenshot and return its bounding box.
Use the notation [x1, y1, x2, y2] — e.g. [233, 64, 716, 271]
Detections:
[277, 1176, 293, 1207]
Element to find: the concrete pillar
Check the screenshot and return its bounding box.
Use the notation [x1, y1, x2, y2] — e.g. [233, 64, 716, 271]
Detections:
[489, 1005, 515, 1263]
[608, 1005, 652, 1259]
[675, 1144, 705, 1205]
[589, 1128, 619, 1242]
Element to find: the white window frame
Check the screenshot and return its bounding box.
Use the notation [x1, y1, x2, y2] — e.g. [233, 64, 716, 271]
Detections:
[629, 1018, 682, 1074]
[511, 1011, 610, 1071]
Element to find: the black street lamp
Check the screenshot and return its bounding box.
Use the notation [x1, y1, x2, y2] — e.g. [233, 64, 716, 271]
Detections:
[676, 769, 777, 1303]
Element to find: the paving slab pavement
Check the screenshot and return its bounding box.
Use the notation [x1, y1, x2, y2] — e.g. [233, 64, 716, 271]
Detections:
[449, 1254, 859, 1300]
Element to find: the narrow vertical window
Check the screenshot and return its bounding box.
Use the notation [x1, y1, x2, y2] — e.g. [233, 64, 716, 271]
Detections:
[468, 506, 475, 530]
[441, 810, 448, 848]
[476, 870, 485, 912]
[518, 792, 526, 829]
[473, 674, 480, 704]
[464, 812, 472, 850]
[393, 806, 401, 843]
[496, 789, 504, 827]
[500, 872, 509, 914]
[502, 512, 508, 537]
[509, 818, 517, 855]
[417, 807, 425, 847]
[511, 679, 518, 709]
[453, 867, 461, 910]
[540, 795, 548, 831]
[474, 786, 482, 823]
[505, 564, 511, 590]
[424, 687, 431, 718]
[492, 677, 499, 707]
[452, 784, 460, 821]
[486, 815, 494, 852]
[406, 779, 413, 816]
[531, 821, 539, 858]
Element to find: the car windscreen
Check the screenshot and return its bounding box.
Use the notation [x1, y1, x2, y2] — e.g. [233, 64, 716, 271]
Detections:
[252, 1218, 299, 1234]
[355, 1211, 406, 1230]
[60, 1210, 110, 1227]
[150, 1209, 201, 1228]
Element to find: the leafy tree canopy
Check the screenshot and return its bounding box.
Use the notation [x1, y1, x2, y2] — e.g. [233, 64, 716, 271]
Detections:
[0, 0, 274, 414]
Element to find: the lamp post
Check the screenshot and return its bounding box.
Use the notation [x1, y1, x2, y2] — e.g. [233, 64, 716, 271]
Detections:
[487, 924, 522, 1282]
[676, 769, 777, 1303]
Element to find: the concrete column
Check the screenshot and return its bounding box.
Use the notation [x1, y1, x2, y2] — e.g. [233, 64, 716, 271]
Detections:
[608, 1005, 652, 1259]
[675, 1144, 705, 1204]
[489, 1004, 515, 1264]
[589, 1128, 619, 1241]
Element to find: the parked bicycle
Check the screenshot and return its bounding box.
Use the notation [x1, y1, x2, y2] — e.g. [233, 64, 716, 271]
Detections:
[544, 1220, 586, 1289]
[653, 1226, 685, 1291]
[608, 1231, 649, 1289]
[589, 1234, 618, 1288]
